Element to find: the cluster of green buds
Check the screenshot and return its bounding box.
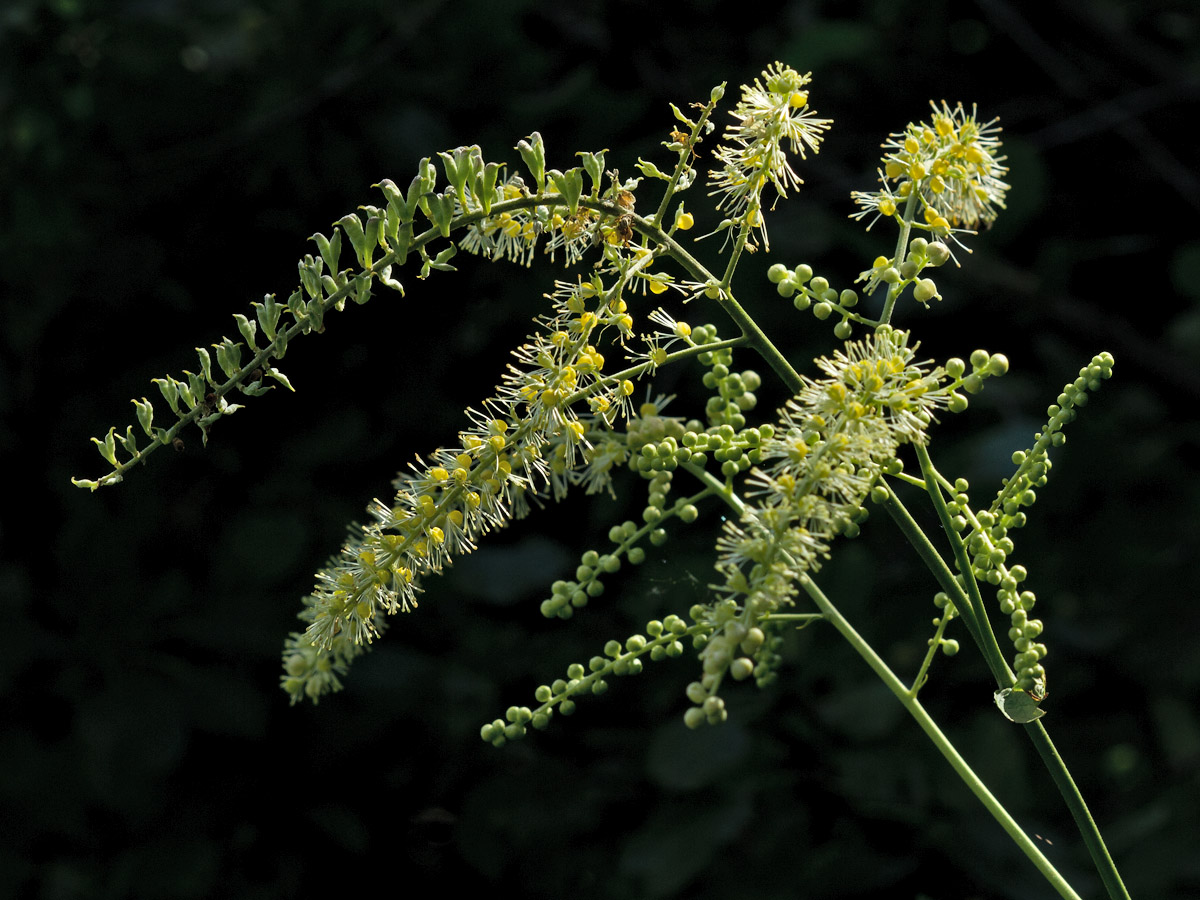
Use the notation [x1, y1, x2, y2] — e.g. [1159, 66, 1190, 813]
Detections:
[481, 615, 703, 746]
[695, 324, 762, 429]
[936, 352, 1114, 696]
[768, 262, 861, 337]
[683, 597, 785, 728]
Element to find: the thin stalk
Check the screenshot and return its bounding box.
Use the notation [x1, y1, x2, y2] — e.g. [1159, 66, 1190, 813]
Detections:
[631, 214, 806, 394]
[914, 443, 1012, 687]
[878, 482, 989, 661]
[878, 190, 920, 325]
[1024, 722, 1132, 900]
[797, 573, 1083, 900]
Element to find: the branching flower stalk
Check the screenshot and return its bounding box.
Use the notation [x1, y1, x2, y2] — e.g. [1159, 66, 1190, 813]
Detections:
[76, 64, 1130, 899]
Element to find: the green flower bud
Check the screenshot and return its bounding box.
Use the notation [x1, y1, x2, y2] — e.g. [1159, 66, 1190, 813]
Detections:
[926, 242, 951, 266]
[913, 278, 940, 303]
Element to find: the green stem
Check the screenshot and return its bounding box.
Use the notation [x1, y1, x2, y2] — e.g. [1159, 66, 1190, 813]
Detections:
[652, 91, 722, 229]
[907, 449, 1129, 898]
[1024, 722, 1132, 900]
[630, 214, 806, 395]
[878, 482, 988, 660]
[797, 573, 1083, 900]
[878, 190, 919, 325]
[914, 442, 1012, 687]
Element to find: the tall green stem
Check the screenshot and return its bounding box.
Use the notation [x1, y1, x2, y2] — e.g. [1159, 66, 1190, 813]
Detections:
[796, 573, 1082, 900]
[1024, 722, 1132, 900]
[908, 446, 1129, 899]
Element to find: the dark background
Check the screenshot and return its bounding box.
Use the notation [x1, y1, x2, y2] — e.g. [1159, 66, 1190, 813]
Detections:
[3, 1, 1199, 897]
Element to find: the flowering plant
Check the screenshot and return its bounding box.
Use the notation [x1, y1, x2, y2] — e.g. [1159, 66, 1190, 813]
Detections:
[76, 63, 1127, 899]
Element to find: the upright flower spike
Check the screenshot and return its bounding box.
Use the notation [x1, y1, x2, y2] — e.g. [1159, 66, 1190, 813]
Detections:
[707, 62, 832, 249]
[854, 101, 1009, 238]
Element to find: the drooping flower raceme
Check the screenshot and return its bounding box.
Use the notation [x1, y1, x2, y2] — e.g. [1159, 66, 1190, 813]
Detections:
[281, 277, 642, 703]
